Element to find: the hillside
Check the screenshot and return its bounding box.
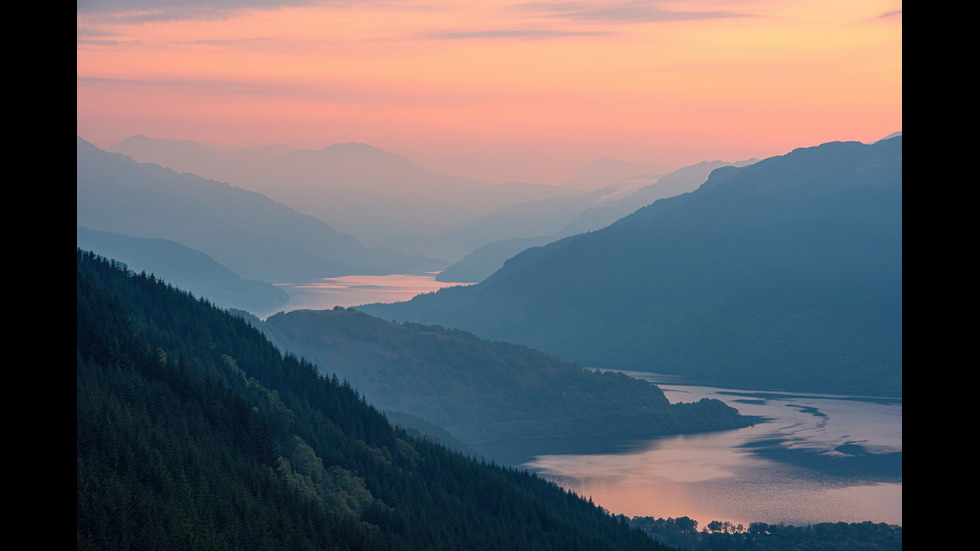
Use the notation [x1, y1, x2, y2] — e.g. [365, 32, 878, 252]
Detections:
[255, 307, 756, 453]
[76, 227, 288, 314]
[359, 137, 902, 396]
[77, 249, 667, 550]
[77, 137, 446, 283]
[436, 158, 758, 283]
[109, 135, 573, 253]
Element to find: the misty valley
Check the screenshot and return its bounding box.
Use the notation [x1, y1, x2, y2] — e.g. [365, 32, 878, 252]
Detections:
[77, 134, 901, 550]
[244, 273, 903, 528]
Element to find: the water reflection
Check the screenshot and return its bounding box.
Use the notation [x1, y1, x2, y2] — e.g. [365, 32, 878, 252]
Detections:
[522, 374, 902, 528]
[251, 276, 901, 527]
[254, 272, 473, 319]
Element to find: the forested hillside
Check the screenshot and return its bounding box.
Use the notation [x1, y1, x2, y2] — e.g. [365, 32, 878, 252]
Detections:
[257, 307, 756, 451]
[76, 249, 667, 550]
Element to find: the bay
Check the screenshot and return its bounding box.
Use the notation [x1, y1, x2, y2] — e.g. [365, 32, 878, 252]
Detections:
[520, 372, 901, 529]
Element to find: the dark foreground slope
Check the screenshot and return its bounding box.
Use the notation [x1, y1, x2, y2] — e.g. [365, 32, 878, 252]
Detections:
[360, 137, 902, 396]
[76, 250, 666, 551]
[257, 308, 755, 450]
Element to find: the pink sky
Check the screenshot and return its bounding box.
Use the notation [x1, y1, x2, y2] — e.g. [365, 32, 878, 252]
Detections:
[77, 0, 901, 186]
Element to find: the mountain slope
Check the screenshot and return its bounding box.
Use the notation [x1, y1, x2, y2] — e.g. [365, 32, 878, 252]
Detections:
[556, 158, 759, 239]
[77, 137, 446, 282]
[255, 308, 755, 453]
[76, 226, 289, 314]
[436, 159, 758, 283]
[77, 249, 668, 550]
[436, 235, 554, 283]
[359, 137, 902, 396]
[561, 157, 670, 192]
[110, 135, 572, 251]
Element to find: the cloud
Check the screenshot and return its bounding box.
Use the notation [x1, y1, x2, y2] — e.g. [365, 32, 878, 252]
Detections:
[75, 74, 456, 105]
[512, 1, 753, 23]
[76, 75, 317, 98]
[76, 0, 321, 23]
[426, 28, 617, 40]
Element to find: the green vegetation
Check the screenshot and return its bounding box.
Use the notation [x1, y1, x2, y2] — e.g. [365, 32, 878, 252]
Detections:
[76, 249, 900, 550]
[77, 249, 668, 550]
[258, 307, 757, 449]
[628, 516, 902, 551]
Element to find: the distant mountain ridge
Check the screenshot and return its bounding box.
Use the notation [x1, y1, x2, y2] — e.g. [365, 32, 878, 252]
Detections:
[110, 135, 575, 254]
[359, 137, 903, 396]
[437, 158, 758, 283]
[77, 136, 447, 283]
[561, 157, 672, 192]
[76, 226, 289, 314]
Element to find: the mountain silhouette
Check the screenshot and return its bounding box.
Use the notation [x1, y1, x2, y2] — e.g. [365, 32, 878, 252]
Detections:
[77, 136, 447, 283]
[359, 137, 902, 396]
[561, 156, 671, 192]
[437, 158, 758, 283]
[253, 307, 754, 456]
[110, 135, 572, 255]
[76, 226, 289, 313]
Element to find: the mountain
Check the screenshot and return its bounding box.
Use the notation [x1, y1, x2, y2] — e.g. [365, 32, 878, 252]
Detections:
[77, 136, 447, 283]
[556, 158, 759, 238]
[436, 235, 554, 283]
[251, 307, 755, 455]
[561, 157, 671, 192]
[110, 136, 573, 252]
[359, 137, 903, 396]
[77, 249, 669, 550]
[436, 158, 758, 283]
[415, 184, 629, 269]
[412, 158, 682, 269]
[76, 227, 289, 314]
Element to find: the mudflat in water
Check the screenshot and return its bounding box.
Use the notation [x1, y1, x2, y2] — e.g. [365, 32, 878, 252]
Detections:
[519, 375, 901, 528]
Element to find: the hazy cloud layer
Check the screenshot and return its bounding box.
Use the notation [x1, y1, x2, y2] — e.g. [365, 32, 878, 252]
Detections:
[77, 0, 321, 22]
[512, 1, 753, 23]
[78, 0, 753, 24]
[77, 0, 901, 185]
[426, 28, 617, 40]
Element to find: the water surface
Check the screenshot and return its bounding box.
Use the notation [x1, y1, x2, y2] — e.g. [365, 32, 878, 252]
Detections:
[255, 272, 472, 319]
[521, 373, 901, 528]
[252, 276, 901, 528]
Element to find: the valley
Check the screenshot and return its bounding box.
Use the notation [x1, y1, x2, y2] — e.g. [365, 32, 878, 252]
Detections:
[232, 273, 903, 530]
[76, 133, 902, 549]
[77, 2, 901, 546]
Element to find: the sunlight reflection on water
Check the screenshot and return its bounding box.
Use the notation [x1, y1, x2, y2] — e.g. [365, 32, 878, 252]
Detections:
[252, 277, 901, 528]
[254, 272, 472, 319]
[523, 375, 902, 528]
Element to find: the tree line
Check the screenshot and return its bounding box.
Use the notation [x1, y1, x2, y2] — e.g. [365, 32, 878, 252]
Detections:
[77, 248, 668, 550]
[627, 515, 901, 550]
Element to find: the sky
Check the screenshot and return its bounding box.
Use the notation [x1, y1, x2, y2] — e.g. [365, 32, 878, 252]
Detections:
[77, 0, 902, 186]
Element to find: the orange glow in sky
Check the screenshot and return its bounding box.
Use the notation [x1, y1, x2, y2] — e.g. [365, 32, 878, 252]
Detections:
[77, 0, 901, 185]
